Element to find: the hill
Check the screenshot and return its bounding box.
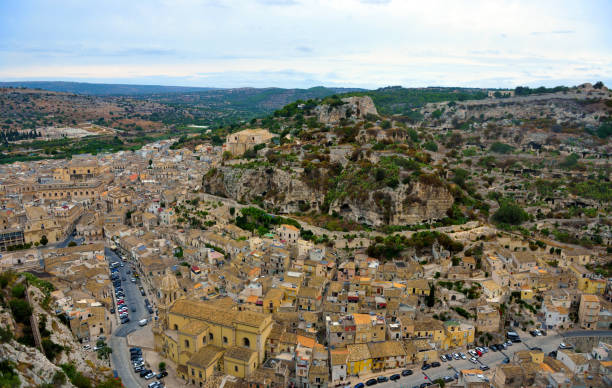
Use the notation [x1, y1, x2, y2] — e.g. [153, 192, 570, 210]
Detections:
[0, 81, 215, 95]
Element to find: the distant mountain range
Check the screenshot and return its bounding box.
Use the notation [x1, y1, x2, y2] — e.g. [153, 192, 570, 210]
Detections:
[0, 81, 217, 95]
[0, 81, 365, 97]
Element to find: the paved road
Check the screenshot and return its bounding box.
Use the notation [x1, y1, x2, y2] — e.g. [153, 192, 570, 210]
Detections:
[106, 247, 151, 387]
[561, 330, 612, 338]
[353, 332, 564, 388]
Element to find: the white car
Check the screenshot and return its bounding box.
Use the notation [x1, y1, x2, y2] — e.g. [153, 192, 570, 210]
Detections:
[83, 344, 91, 350]
[469, 357, 478, 364]
[460, 353, 467, 359]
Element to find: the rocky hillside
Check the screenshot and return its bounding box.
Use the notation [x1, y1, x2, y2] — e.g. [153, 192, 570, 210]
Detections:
[0, 272, 117, 388]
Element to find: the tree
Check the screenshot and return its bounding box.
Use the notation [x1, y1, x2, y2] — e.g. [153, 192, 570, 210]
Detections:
[426, 283, 435, 307]
[68, 241, 77, 247]
[380, 120, 391, 129]
[593, 81, 604, 89]
[9, 299, 32, 323]
[40, 235, 48, 246]
[492, 202, 529, 225]
[159, 362, 166, 371]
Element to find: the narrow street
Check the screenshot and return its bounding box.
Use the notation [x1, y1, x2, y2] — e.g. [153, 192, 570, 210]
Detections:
[105, 247, 153, 388]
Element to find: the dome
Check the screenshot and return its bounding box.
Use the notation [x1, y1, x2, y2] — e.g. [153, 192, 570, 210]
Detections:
[160, 272, 179, 292]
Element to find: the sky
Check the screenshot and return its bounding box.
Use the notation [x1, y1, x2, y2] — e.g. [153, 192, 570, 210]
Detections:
[0, 0, 611, 89]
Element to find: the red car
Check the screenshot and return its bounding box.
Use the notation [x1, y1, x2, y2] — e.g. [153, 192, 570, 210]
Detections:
[117, 299, 125, 305]
[476, 350, 483, 357]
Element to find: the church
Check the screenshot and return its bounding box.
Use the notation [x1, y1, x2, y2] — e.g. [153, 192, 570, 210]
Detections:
[153, 272, 273, 386]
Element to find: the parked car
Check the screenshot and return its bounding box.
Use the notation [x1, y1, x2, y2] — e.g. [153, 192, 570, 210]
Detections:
[83, 345, 91, 350]
[421, 363, 431, 370]
[431, 361, 441, 368]
[365, 378, 378, 386]
[140, 369, 151, 378]
[354, 383, 365, 388]
[490, 344, 498, 351]
[390, 374, 400, 381]
[156, 371, 168, 379]
[401, 369, 413, 376]
[476, 349, 483, 357]
[460, 352, 467, 359]
[443, 376, 454, 383]
[377, 376, 388, 383]
[480, 365, 490, 371]
[453, 353, 461, 360]
[469, 357, 478, 364]
[145, 371, 156, 380]
[559, 343, 573, 349]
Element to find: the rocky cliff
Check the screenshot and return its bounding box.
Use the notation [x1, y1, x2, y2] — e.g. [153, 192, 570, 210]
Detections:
[328, 181, 453, 226]
[203, 166, 453, 226]
[204, 166, 322, 214]
[314, 96, 378, 124]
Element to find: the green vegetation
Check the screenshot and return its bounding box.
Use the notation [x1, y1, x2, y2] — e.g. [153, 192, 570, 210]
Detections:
[366, 231, 463, 260]
[60, 363, 92, 388]
[0, 360, 20, 388]
[514, 85, 570, 96]
[489, 142, 514, 154]
[344, 86, 487, 116]
[235, 206, 300, 236]
[492, 202, 529, 225]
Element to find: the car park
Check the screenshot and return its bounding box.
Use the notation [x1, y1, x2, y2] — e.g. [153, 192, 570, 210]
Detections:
[390, 374, 400, 381]
[365, 378, 378, 386]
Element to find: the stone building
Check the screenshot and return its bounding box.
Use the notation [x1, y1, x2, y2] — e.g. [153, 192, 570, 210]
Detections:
[224, 128, 274, 156]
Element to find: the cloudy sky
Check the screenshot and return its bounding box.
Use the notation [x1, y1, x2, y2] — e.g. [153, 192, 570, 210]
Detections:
[1, 0, 610, 89]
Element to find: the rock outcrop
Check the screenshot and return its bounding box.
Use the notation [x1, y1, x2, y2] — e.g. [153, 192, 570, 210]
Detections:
[315, 96, 378, 124]
[328, 181, 453, 226]
[204, 166, 322, 214]
[203, 166, 453, 226]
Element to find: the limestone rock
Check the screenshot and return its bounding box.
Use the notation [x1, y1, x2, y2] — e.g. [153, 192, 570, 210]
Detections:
[315, 96, 378, 124]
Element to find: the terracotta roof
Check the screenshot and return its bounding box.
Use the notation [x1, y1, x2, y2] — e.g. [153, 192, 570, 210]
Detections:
[347, 343, 371, 362]
[187, 345, 225, 368]
[224, 346, 257, 362]
[170, 298, 270, 328]
[367, 341, 406, 358]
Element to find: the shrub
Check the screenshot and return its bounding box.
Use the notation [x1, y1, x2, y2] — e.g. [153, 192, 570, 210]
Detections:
[492, 202, 529, 225]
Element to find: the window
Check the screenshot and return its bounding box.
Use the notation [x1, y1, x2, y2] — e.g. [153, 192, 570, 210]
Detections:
[203, 337, 206, 345]
[234, 366, 238, 372]
[209, 333, 213, 341]
[243, 337, 250, 347]
[192, 369, 195, 376]
[185, 339, 190, 348]
[223, 336, 228, 344]
[174, 324, 178, 330]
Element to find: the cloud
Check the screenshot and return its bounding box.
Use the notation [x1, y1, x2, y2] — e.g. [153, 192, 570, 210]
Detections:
[359, 0, 392, 4]
[296, 46, 313, 53]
